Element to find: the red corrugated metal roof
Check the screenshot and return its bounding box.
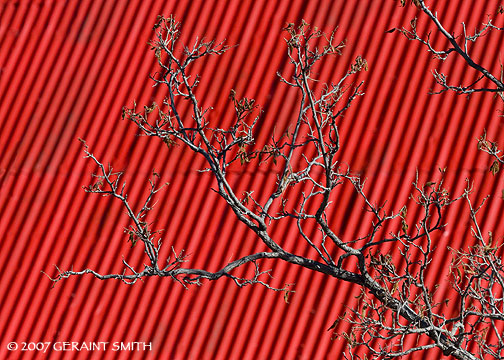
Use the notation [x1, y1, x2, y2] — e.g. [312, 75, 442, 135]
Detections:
[1, 0, 504, 359]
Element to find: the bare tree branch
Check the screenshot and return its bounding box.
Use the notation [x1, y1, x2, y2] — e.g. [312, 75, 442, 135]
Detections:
[391, 0, 504, 97]
[43, 11, 504, 359]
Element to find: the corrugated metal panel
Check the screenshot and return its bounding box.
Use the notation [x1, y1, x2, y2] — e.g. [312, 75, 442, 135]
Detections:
[1, 0, 504, 359]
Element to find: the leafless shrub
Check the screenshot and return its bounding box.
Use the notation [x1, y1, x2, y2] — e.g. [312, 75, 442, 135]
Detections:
[43, 4, 504, 358]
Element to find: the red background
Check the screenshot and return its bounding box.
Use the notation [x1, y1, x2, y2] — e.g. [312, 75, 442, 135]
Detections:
[1, 0, 504, 359]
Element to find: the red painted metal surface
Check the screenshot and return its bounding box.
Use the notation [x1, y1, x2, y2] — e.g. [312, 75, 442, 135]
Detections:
[1, 0, 504, 359]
